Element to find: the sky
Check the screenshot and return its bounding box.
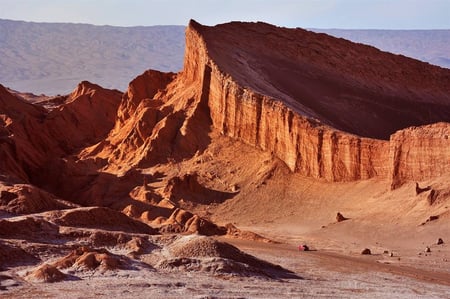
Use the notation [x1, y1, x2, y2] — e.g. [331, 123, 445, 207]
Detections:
[0, 0, 449, 29]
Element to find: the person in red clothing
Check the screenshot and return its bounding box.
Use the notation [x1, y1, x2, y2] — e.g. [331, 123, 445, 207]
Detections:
[298, 244, 309, 251]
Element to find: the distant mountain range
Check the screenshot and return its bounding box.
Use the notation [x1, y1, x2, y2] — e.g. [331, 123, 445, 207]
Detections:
[0, 19, 448, 95]
[0, 19, 185, 95]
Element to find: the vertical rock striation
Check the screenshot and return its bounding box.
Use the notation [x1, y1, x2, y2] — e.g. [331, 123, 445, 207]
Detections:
[180, 20, 450, 185]
[390, 123, 450, 189]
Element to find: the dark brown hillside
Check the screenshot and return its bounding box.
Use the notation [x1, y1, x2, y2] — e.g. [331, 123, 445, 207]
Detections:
[190, 20, 450, 139]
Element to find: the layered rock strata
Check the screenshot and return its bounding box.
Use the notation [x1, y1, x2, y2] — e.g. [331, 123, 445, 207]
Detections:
[178, 20, 450, 186]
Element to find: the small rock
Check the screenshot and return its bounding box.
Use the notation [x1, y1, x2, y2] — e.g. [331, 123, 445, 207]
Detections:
[425, 246, 431, 253]
[428, 215, 439, 222]
[383, 250, 389, 254]
[437, 238, 444, 245]
[336, 212, 348, 222]
[361, 248, 371, 255]
[389, 252, 394, 257]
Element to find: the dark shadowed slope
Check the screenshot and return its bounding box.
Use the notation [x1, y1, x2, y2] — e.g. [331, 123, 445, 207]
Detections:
[313, 29, 450, 69]
[191, 21, 450, 139]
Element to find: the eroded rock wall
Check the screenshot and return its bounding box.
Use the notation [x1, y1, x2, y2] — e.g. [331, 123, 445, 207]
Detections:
[207, 68, 389, 181]
[390, 123, 450, 189]
[185, 20, 448, 185]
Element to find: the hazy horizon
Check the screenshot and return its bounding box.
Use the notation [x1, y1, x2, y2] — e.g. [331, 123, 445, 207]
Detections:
[0, 0, 449, 29]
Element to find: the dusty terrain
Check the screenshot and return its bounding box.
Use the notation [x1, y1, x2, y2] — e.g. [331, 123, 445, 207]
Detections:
[1, 20, 450, 298]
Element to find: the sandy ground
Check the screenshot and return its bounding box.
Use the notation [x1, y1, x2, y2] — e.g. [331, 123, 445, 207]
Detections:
[1, 135, 449, 298]
[1, 232, 449, 299]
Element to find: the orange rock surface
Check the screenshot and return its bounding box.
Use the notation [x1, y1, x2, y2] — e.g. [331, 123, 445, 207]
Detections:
[1, 19, 449, 216]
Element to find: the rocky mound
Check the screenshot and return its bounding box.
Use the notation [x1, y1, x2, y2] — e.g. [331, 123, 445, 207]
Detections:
[0, 81, 121, 186]
[164, 173, 236, 204]
[168, 235, 245, 258]
[0, 217, 59, 240]
[53, 246, 125, 272]
[0, 241, 38, 270]
[52, 207, 157, 234]
[25, 264, 66, 283]
[159, 208, 227, 236]
[0, 184, 78, 214]
[157, 235, 298, 279]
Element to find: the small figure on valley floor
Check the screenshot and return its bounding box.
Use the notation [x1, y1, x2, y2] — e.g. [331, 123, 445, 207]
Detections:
[361, 248, 371, 255]
[298, 244, 309, 251]
[336, 212, 349, 222]
[425, 246, 431, 253]
[415, 182, 431, 195]
[437, 238, 444, 245]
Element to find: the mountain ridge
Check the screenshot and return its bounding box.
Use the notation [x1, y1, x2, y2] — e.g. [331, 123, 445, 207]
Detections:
[0, 18, 449, 95]
[1, 20, 450, 296]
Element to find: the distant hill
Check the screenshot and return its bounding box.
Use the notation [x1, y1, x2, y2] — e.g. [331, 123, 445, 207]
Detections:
[0, 19, 448, 95]
[0, 19, 185, 95]
[313, 29, 450, 70]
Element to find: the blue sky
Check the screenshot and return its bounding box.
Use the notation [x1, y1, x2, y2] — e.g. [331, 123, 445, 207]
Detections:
[0, 0, 449, 29]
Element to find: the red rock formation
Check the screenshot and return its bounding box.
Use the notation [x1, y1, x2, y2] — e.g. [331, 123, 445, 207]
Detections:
[53, 246, 124, 271]
[0, 82, 121, 185]
[187, 20, 450, 139]
[26, 264, 66, 282]
[76, 20, 449, 189]
[0, 184, 78, 214]
[184, 20, 449, 184]
[163, 173, 235, 204]
[389, 123, 450, 189]
[2, 19, 450, 211]
[0, 84, 50, 182]
[159, 208, 227, 236]
[80, 67, 211, 172]
[53, 207, 157, 234]
[46, 81, 122, 149]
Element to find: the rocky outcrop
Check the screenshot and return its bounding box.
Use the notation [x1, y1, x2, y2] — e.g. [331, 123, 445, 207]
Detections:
[159, 208, 227, 236]
[164, 173, 236, 204]
[78, 20, 449, 187]
[45, 81, 122, 150]
[81, 67, 212, 172]
[52, 207, 157, 234]
[0, 184, 78, 214]
[181, 20, 450, 184]
[25, 264, 67, 283]
[0, 82, 121, 184]
[2, 19, 449, 210]
[0, 84, 51, 182]
[188, 21, 450, 138]
[389, 123, 450, 189]
[207, 81, 390, 180]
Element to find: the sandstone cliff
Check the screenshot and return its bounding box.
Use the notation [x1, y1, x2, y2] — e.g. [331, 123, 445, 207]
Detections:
[181, 20, 450, 185]
[2, 20, 450, 206]
[76, 20, 450, 187]
[389, 123, 450, 189]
